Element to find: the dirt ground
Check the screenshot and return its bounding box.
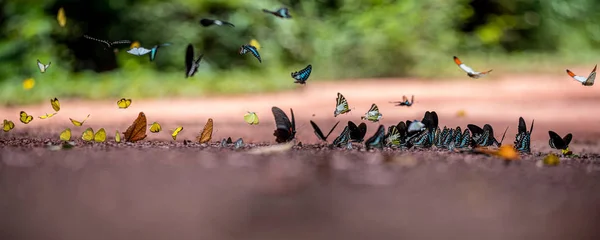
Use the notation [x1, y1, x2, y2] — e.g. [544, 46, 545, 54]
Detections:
[1, 74, 600, 239]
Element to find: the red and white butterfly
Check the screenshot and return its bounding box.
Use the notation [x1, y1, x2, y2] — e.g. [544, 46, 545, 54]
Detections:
[453, 56, 492, 79]
[566, 65, 596, 86]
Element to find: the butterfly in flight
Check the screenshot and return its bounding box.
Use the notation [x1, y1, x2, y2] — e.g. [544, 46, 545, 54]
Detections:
[310, 120, 340, 142]
[453, 56, 492, 79]
[239, 44, 262, 63]
[149, 122, 162, 133]
[291, 64, 312, 84]
[37, 60, 51, 73]
[262, 7, 292, 18]
[244, 112, 259, 125]
[361, 104, 383, 122]
[83, 35, 131, 51]
[149, 43, 171, 61]
[57, 7, 66, 27]
[69, 114, 90, 127]
[199, 18, 235, 27]
[197, 118, 213, 144]
[117, 98, 132, 109]
[2, 119, 15, 132]
[127, 47, 152, 56]
[171, 127, 183, 140]
[566, 64, 596, 86]
[272, 106, 296, 143]
[123, 112, 147, 142]
[390, 95, 414, 107]
[548, 130, 573, 155]
[334, 92, 351, 117]
[185, 44, 204, 78]
[50, 98, 60, 112]
[19, 111, 33, 124]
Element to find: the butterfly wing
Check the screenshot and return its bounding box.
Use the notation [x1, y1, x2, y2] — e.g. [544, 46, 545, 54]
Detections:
[291, 64, 312, 83]
[94, 128, 106, 142]
[348, 121, 367, 142]
[185, 44, 194, 78]
[548, 130, 564, 149]
[325, 121, 340, 140]
[19, 111, 33, 124]
[37, 60, 47, 73]
[365, 125, 385, 150]
[271, 106, 294, 143]
[310, 120, 327, 141]
[277, 8, 292, 18]
[59, 128, 71, 141]
[563, 133, 573, 148]
[334, 93, 350, 117]
[123, 112, 147, 142]
[149, 122, 161, 133]
[246, 45, 261, 63]
[197, 118, 213, 143]
[51, 98, 60, 112]
[57, 7, 66, 27]
[332, 126, 351, 147]
[81, 128, 94, 141]
[117, 98, 131, 109]
[115, 130, 121, 143]
[453, 56, 476, 74]
[199, 19, 215, 27]
[172, 127, 183, 140]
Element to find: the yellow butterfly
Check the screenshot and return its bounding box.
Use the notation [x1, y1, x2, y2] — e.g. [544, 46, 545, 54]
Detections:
[70, 114, 90, 127]
[172, 126, 183, 140]
[94, 128, 106, 142]
[3, 119, 15, 132]
[115, 130, 121, 143]
[149, 122, 162, 133]
[197, 118, 213, 143]
[123, 112, 147, 142]
[81, 128, 94, 141]
[244, 111, 259, 125]
[130, 41, 141, 49]
[22, 78, 35, 90]
[57, 7, 66, 27]
[59, 128, 71, 141]
[19, 111, 33, 124]
[117, 98, 132, 109]
[51, 98, 60, 112]
[39, 112, 57, 119]
[250, 39, 261, 50]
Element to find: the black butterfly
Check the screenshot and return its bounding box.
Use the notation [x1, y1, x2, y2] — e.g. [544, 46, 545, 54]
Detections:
[262, 7, 292, 18]
[395, 121, 409, 147]
[272, 106, 296, 143]
[332, 125, 351, 147]
[199, 18, 235, 27]
[548, 131, 572, 152]
[409, 128, 432, 148]
[310, 120, 340, 142]
[83, 35, 131, 50]
[390, 95, 414, 107]
[421, 111, 438, 143]
[348, 121, 367, 142]
[185, 44, 204, 78]
[467, 124, 506, 147]
[365, 125, 385, 150]
[514, 117, 534, 153]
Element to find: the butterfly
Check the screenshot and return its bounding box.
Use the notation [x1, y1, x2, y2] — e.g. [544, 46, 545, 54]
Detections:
[514, 117, 534, 153]
[334, 92, 351, 117]
[239, 44, 262, 63]
[310, 120, 340, 142]
[548, 131, 573, 155]
[83, 35, 131, 50]
[37, 60, 51, 73]
[130, 41, 141, 49]
[272, 106, 296, 143]
[19, 111, 33, 124]
[348, 121, 367, 142]
[59, 128, 71, 141]
[467, 124, 503, 147]
[234, 138, 244, 149]
[149, 43, 171, 61]
[197, 118, 213, 143]
[57, 7, 66, 27]
[262, 7, 292, 18]
[332, 126, 351, 147]
[453, 56, 492, 79]
[117, 98, 132, 109]
[185, 44, 204, 78]
[244, 112, 259, 125]
[407, 120, 426, 134]
[149, 122, 162, 133]
[69, 114, 90, 127]
[39, 113, 57, 119]
[3, 119, 15, 132]
[434, 126, 448, 148]
[409, 128, 432, 148]
[390, 95, 414, 107]
[199, 18, 235, 27]
[249, 39, 261, 50]
[115, 130, 121, 143]
[126, 47, 152, 56]
[172, 127, 183, 140]
[365, 125, 385, 150]
[51, 98, 60, 112]
[123, 112, 147, 142]
[81, 127, 105, 142]
[566, 65, 596, 86]
[361, 104, 382, 122]
[385, 125, 401, 147]
[395, 121, 410, 148]
[94, 128, 106, 142]
[291, 64, 312, 84]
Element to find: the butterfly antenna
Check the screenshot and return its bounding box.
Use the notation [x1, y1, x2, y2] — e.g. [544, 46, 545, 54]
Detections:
[499, 126, 509, 146]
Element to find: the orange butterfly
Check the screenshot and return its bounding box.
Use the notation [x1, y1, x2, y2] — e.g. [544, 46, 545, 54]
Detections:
[123, 112, 147, 142]
[197, 118, 213, 143]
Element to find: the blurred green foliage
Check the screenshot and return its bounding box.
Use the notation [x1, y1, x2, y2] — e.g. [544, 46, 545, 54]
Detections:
[1, 0, 600, 105]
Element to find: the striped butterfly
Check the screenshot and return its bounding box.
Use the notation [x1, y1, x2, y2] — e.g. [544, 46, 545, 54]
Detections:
[453, 56, 492, 79]
[291, 64, 312, 84]
[360, 104, 382, 123]
[239, 44, 261, 63]
[385, 125, 401, 147]
[332, 125, 351, 147]
[334, 93, 351, 117]
[566, 65, 596, 86]
[514, 117, 534, 153]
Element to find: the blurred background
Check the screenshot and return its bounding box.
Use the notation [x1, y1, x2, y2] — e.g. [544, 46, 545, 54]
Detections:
[1, 0, 600, 106]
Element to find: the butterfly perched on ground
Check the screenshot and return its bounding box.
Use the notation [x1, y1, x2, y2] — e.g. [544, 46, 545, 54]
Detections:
[39, 113, 57, 119]
[467, 124, 506, 147]
[361, 104, 383, 122]
[115, 130, 121, 143]
[126, 47, 152, 56]
[117, 98, 132, 109]
[453, 56, 492, 79]
[385, 125, 401, 147]
[514, 117, 534, 153]
[334, 92, 351, 117]
[83, 35, 131, 51]
[234, 138, 244, 149]
[262, 7, 292, 18]
[172, 127, 183, 140]
[548, 131, 573, 155]
[81, 127, 106, 142]
[365, 125, 385, 150]
[51, 98, 60, 112]
[244, 112, 259, 125]
[197, 118, 213, 143]
[566, 65, 596, 86]
[185, 44, 204, 78]
[149, 122, 161, 133]
[291, 64, 312, 84]
[310, 120, 340, 142]
[149, 43, 171, 61]
[390, 95, 414, 107]
[3, 119, 15, 132]
[37, 60, 51, 73]
[69, 114, 90, 127]
[348, 121, 367, 142]
[57, 7, 66, 27]
[123, 112, 147, 142]
[272, 106, 296, 143]
[239, 44, 262, 63]
[199, 18, 235, 27]
[19, 111, 33, 124]
[332, 126, 351, 147]
[59, 128, 71, 141]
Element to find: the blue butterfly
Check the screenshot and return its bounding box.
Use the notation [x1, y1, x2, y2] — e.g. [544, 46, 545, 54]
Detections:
[291, 64, 312, 84]
[262, 7, 292, 19]
[239, 44, 261, 63]
[149, 43, 171, 61]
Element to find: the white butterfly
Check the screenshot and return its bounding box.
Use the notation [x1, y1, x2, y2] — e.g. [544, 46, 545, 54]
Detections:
[37, 59, 51, 73]
[127, 47, 152, 56]
[407, 121, 425, 133]
[566, 65, 596, 86]
[453, 56, 492, 79]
